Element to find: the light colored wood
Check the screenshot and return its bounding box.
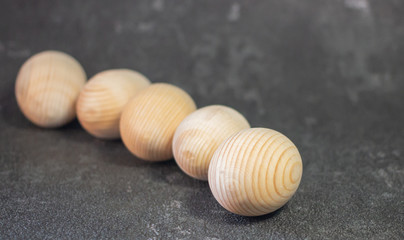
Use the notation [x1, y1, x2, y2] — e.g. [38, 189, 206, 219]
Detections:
[173, 105, 250, 180]
[208, 128, 303, 216]
[120, 83, 196, 161]
[76, 69, 150, 139]
[15, 50, 87, 128]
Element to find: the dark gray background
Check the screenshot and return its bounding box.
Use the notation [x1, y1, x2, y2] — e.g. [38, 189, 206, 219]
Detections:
[1, 0, 403, 239]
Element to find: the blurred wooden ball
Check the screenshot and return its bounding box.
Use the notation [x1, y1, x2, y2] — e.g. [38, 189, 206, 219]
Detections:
[120, 83, 196, 161]
[208, 128, 303, 216]
[76, 69, 150, 139]
[173, 105, 250, 180]
[15, 50, 86, 128]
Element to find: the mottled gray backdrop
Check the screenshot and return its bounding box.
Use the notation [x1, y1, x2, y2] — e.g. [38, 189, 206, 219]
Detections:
[0, 0, 403, 239]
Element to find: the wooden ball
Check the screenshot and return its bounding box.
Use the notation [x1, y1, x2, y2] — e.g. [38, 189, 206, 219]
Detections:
[208, 128, 303, 216]
[173, 105, 250, 180]
[120, 83, 196, 161]
[76, 69, 150, 139]
[15, 50, 86, 128]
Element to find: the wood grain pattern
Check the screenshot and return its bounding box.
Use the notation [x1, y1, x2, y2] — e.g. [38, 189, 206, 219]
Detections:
[76, 69, 150, 139]
[120, 83, 196, 161]
[173, 105, 250, 180]
[15, 50, 87, 128]
[208, 128, 303, 216]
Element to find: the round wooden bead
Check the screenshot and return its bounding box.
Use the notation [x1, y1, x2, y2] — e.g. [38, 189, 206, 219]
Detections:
[76, 69, 150, 139]
[208, 128, 303, 216]
[15, 50, 87, 128]
[173, 105, 250, 180]
[120, 83, 196, 161]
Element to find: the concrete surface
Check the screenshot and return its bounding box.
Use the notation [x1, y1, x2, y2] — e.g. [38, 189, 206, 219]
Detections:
[0, 0, 403, 239]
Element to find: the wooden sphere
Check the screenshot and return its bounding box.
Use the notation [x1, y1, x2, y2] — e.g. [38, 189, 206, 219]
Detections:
[173, 105, 250, 180]
[76, 69, 150, 139]
[120, 83, 196, 161]
[208, 128, 303, 216]
[15, 50, 86, 128]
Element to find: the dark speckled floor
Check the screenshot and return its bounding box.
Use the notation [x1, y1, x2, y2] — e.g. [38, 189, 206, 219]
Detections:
[0, 0, 403, 239]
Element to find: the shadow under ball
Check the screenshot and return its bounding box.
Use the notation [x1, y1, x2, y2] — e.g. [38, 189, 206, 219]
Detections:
[120, 83, 196, 161]
[208, 128, 303, 216]
[76, 69, 150, 139]
[173, 105, 250, 181]
[15, 50, 87, 128]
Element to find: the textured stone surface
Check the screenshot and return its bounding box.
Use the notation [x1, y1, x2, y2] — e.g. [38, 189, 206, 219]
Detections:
[0, 0, 403, 239]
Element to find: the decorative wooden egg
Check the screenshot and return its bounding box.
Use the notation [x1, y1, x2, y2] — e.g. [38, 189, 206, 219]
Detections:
[208, 128, 303, 216]
[76, 69, 150, 139]
[15, 50, 87, 128]
[120, 83, 196, 161]
[173, 105, 250, 180]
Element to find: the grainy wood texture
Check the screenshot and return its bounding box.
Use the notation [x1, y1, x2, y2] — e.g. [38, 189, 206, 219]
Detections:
[208, 128, 303, 216]
[173, 105, 250, 180]
[76, 69, 150, 139]
[120, 83, 196, 161]
[15, 51, 87, 128]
